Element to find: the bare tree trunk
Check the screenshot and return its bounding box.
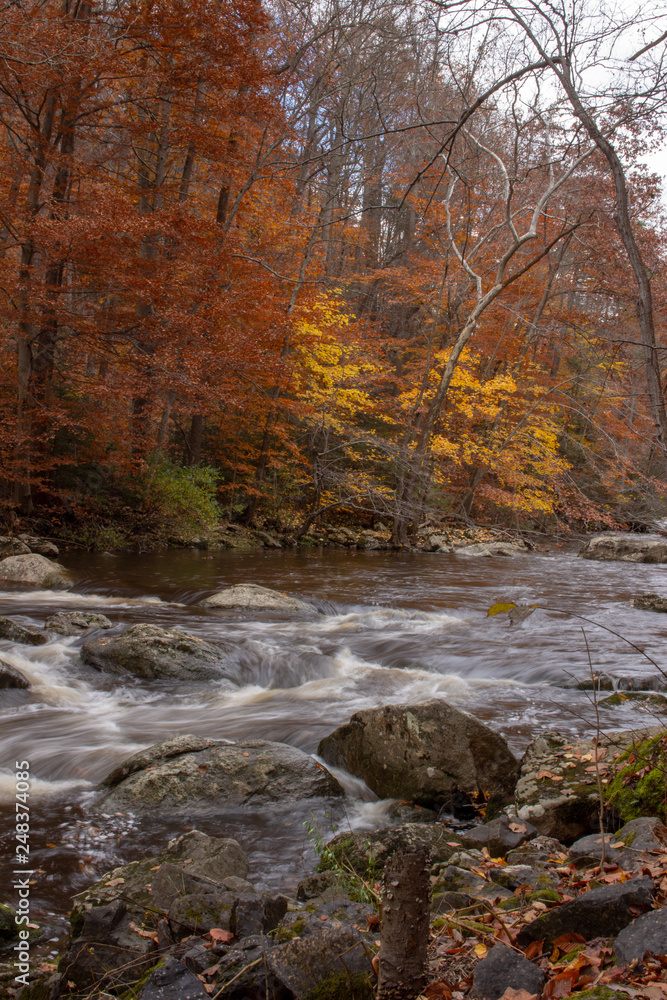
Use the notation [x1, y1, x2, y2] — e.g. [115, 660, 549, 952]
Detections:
[187, 414, 204, 465]
[377, 849, 430, 1000]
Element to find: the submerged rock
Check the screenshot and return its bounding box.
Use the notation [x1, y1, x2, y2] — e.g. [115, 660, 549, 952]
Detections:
[81, 623, 241, 682]
[201, 582, 312, 612]
[0, 615, 47, 645]
[0, 553, 71, 589]
[317, 700, 519, 809]
[579, 534, 667, 562]
[633, 592, 667, 612]
[557, 671, 666, 692]
[97, 737, 343, 811]
[45, 611, 112, 635]
[0, 658, 30, 689]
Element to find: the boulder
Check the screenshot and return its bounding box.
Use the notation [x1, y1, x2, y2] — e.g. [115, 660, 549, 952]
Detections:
[505, 835, 568, 867]
[425, 534, 452, 553]
[0, 902, 18, 942]
[325, 823, 464, 880]
[488, 864, 559, 892]
[558, 671, 666, 692]
[267, 924, 374, 998]
[514, 728, 663, 842]
[633, 593, 667, 612]
[600, 691, 667, 712]
[455, 814, 537, 858]
[471, 943, 546, 1000]
[254, 530, 282, 549]
[0, 659, 30, 689]
[18, 535, 59, 558]
[0, 536, 31, 557]
[138, 956, 208, 1000]
[317, 700, 519, 809]
[97, 737, 343, 812]
[516, 877, 654, 948]
[0, 554, 71, 589]
[210, 935, 285, 999]
[45, 611, 112, 635]
[568, 816, 667, 870]
[201, 582, 312, 612]
[0, 616, 47, 645]
[81, 623, 242, 682]
[432, 866, 513, 909]
[579, 534, 667, 562]
[614, 907, 667, 966]
[232, 894, 288, 938]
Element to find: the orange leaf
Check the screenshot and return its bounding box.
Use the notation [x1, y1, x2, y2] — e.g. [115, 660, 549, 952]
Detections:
[208, 928, 234, 942]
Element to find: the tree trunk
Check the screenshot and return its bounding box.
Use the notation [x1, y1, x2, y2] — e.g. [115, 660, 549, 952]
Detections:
[187, 413, 204, 465]
[377, 849, 430, 1000]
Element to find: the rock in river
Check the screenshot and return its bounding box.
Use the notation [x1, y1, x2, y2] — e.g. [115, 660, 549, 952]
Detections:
[0, 536, 31, 557]
[201, 582, 312, 612]
[96, 735, 344, 811]
[45, 611, 113, 635]
[0, 658, 31, 689]
[81, 623, 242, 682]
[0, 615, 47, 645]
[0, 553, 71, 589]
[317, 700, 519, 809]
[579, 534, 667, 562]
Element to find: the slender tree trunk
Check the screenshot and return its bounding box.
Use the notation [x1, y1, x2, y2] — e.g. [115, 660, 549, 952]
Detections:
[377, 849, 430, 1000]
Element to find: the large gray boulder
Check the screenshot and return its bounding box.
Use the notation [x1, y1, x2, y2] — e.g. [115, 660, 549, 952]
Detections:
[579, 534, 667, 562]
[96, 736, 344, 812]
[317, 700, 519, 809]
[81, 624, 241, 682]
[0, 553, 71, 589]
[201, 582, 312, 612]
[45, 611, 112, 636]
[471, 943, 546, 1000]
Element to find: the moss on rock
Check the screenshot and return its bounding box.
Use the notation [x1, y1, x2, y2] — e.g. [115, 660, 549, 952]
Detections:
[303, 971, 374, 1000]
[606, 732, 667, 822]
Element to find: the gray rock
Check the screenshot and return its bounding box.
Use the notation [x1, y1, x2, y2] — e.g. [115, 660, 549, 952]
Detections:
[558, 672, 666, 692]
[0, 902, 18, 941]
[297, 871, 341, 901]
[580, 534, 667, 562]
[325, 823, 464, 879]
[426, 534, 453, 553]
[100, 734, 220, 788]
[516, 877, 654, 947]
[506, 835, 568, 867]
[0, 553, 71, 589]
[211, 934, 282, 999]
[82, 623, 241, 682]
[569, 817, 667, 870]
[432, 866, 513, 909]
[456, 814, 537, 858]
[201, 582, 312, 612]
[45, 611, 112, 635]
[254, 531, 282, 549]
[232, 893, 288, 937]
[97, 738, 343, 812]
[318, 700, 518, 809]
[0, 615, 47, 645]
[489, 864, 558, 892]
[168, 889, 236, 937]
[633, 593, 667, 612]
[268, 924, 374, 997]
[18, 535, 59, 558]
[614, 906, 667, 965]
[471, 943, 546, 1000]
[0, 536, 31, 557]
[139, 956, 208, 999]
[0, 659, 30, 689]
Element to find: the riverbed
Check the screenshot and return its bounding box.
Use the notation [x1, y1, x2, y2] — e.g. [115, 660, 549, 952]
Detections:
[1, 544, 666, 952]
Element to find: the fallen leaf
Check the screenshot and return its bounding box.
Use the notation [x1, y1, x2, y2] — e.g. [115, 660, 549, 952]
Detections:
[473, 942, 488, 957]
[105, 878, 125, 887]
[129, 922, 159, 941]
[509, 823, 527, 834]
[497, 990, 538, 1000]
[424, 984, 453, 999]
[208, 928, 234, 942]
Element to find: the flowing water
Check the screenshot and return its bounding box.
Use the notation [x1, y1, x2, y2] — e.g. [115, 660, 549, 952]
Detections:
[1, 543, 666, 953]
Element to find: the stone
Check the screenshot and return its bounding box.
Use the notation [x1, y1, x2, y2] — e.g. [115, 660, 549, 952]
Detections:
[516, 877, 654, 948]
[633, 593, 667, 612]
[211, 935, 283, 999]
[0, 902, 17, 941]
[14, 973, 62, 1000]
[614, 906, 667, 965]
[456, 814, 537, 858]
[201, 582, 312, 612]
[514, 728, 663, 842]
[605, 731, 667, 823]
[18, 535, 59, 558]
[318, 700, 519, 809]
[489, 864, 558, 892]
[138, 956, 209, 999]
[45, 611, 112, 635]
[558, 672, 666, 692]
[568, 817, 667, 870]
[165, 830, 250, 882]
[0, 659, 30, 689]
[254, 530, 282, 549]
[600, 691, 667, 711]
[82, 623, 242, 682]
[231, 894, 289, 937]
[97, 737, 343, 811]
[471, 943, 547, 1000]
[297, 871, 340, 901]
[432, 866, 513, 909]
[268, 924, 374, 998]
[426, 534, 453, 552]
[579, 534, 667, 562]
[325, 823, 464, 880]
[505, 835, 568, 867]
[0, 615, 47, 645]
[0, 554, 71, 589]
[0, 536, 31, 556]
[168, 889, 236, 937]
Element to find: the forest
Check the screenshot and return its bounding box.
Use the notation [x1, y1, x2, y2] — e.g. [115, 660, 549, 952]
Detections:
[1, 0, 667, 548]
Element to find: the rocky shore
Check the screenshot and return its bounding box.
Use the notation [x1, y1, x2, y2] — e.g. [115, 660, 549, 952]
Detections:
[3, 693, 666, 1000]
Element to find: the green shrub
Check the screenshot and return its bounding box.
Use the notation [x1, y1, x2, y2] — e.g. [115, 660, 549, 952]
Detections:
[142, 462, 220, 541]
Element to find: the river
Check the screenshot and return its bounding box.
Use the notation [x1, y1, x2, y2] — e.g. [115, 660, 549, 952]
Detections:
[0, 543, 665, 956]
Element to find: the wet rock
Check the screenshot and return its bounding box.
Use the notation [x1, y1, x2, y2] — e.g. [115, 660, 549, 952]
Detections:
[0, 536, 31, 557]
[201, 582, 312, 612]
[138, 955, 209, 999]
[505, 834, 568, 867]
[432, 866, 513, 909]
[268, 924, 374, 998]
[425, 534, 452, 553]
[614, 906, 667, 965]
[516, 877, 654, 947]
[211, 935, 284, 999]
[455, 540, 527, 557]
[0, 659, 30, 689]
[101, 734, 220, 788]
[600, 691, 667, 711]
[0, 615, 47, 645]
[97, 737, 343, 811]
[579, 534, 667, 562]
[82, 623, 242, 682]
[18, 535, 59, 558]
[318, 700, 519, 810]
[568, 817, 667, 869]
[558, 672, 666, 692]
[297, 871, 340, 901]
[325, 823, 464, 879]
[232, 893, 289, 937]
[254, 530, 282, 549]
[514, 728, 661, 842]
[277, 896, 376, 941]
[0, 553, 71, 589]
[471, 942, 546, 1000]
[45, 611, 112, 635]
[168, 888, 236, 937]
[0, 902, 18, 942]
[456, 814, 537, 858]
[633, 592, 667, 612]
